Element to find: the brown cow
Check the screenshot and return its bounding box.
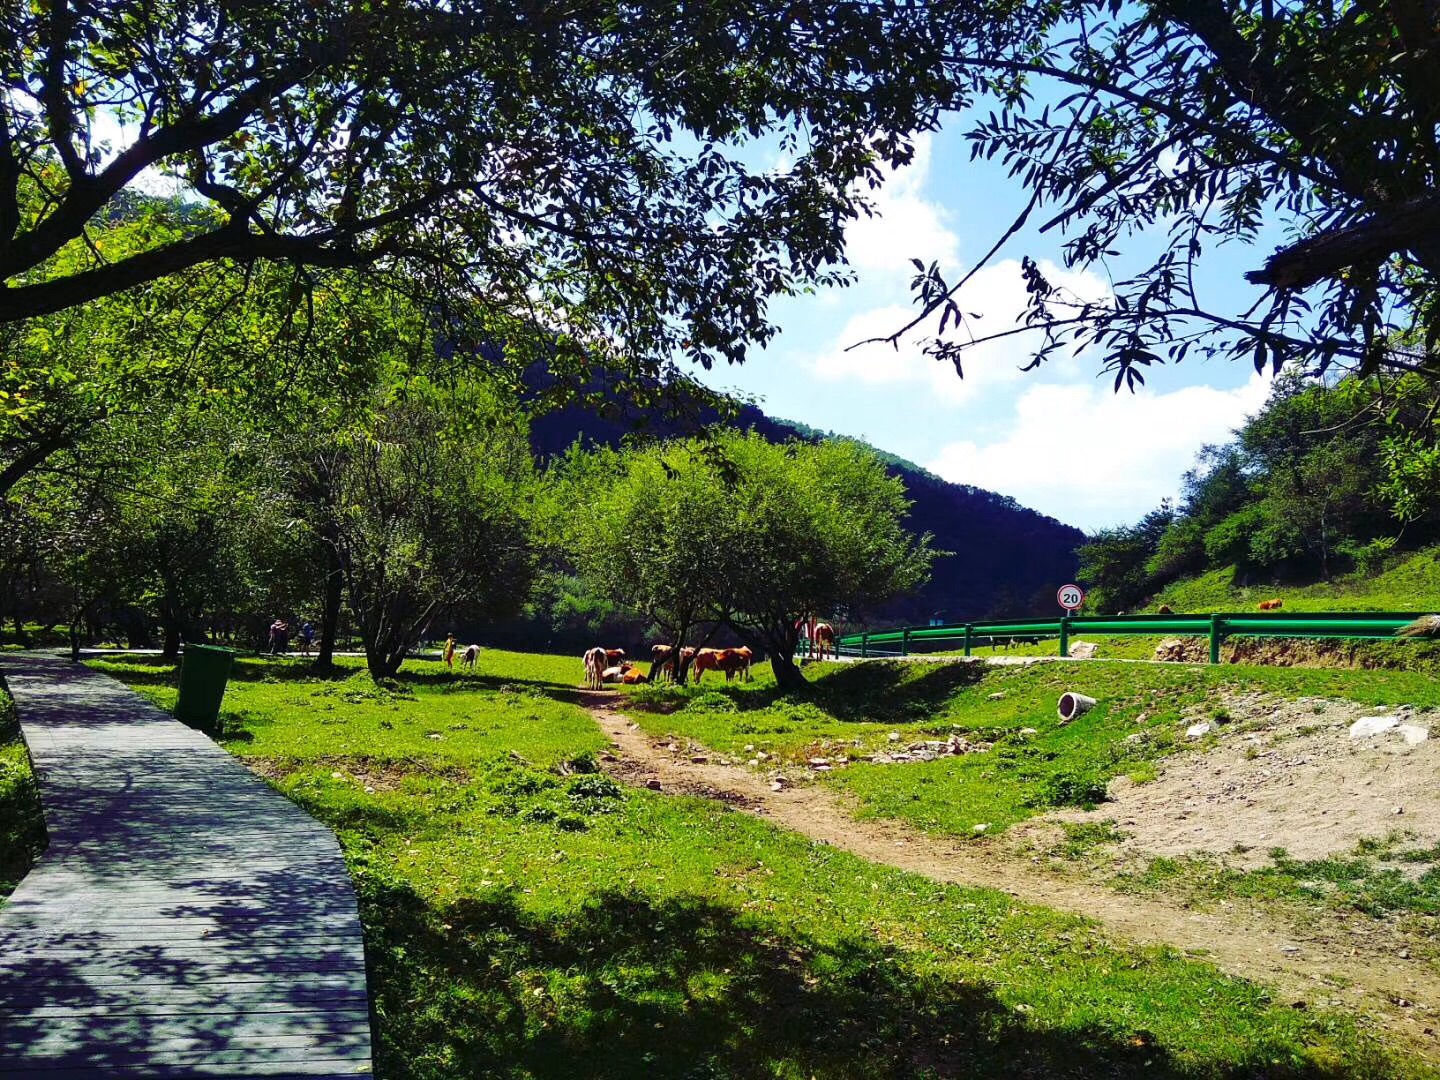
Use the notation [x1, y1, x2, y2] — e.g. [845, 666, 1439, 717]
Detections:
[726, 646, 754, 681]
[812, 622, 836, 661]
[692, 647, 755, 683]
[1257, 598, 1284, 611]
[691, 647, 725, 682]
[601, 661, 638, 684]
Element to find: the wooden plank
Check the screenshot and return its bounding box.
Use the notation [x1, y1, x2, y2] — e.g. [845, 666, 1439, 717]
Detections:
[0, 654, 375, 1076]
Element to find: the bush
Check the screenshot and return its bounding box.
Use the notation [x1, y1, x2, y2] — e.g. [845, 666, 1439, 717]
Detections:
[1028, 770, 1109, 809]
[562, 751, 600, 774]
[1202, 506, 1267, 567]
[1338, 535, 1398, 576]
[688, 692, 739, 713]
[567, 774, 623, 800]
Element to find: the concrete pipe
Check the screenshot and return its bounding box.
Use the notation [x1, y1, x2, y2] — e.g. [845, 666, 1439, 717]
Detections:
[1057, 692, 1097, 723]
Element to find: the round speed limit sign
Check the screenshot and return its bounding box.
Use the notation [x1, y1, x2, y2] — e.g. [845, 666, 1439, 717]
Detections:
[1057, 584, 1085, 611]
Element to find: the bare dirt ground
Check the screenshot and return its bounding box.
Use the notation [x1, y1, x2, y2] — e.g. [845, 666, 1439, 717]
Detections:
[580, 690, 1440, 1063]
[1031, 691, 1440, 869]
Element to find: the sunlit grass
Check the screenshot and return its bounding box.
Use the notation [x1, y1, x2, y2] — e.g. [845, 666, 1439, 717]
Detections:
[82, 650, 1418, 1078]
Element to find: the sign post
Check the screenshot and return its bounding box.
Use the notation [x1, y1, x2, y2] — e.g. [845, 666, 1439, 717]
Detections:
[1056, 585, 1084, 657]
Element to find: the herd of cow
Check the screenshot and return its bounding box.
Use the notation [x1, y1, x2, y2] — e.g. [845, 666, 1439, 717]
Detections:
[581, 621, 837, 690]
[578, 622, 840, 688]
[582, 644, 754, 688]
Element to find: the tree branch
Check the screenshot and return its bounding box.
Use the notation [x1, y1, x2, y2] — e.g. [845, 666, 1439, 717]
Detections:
[0, 225, 378, 322]
[0, 422, 79, 498]
[1, 52, 327, 279]
[1245, 193, 1440, 289]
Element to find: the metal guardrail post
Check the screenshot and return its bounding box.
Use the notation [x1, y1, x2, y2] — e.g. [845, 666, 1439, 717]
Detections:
[964, 623, 973, 657]
[1209, 614, 1222, 665]
[1059, 617, 1069, 657]
[861, 634, 869, 659]
[901, 628, 910, 657]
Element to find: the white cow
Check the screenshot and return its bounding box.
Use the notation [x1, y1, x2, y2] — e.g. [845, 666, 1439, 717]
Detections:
[582, 646, 607, 689]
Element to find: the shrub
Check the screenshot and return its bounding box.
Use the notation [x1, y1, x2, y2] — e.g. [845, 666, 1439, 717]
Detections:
[567, 774, 623, 800]
[688, 692, 738, 713]
[1028, 770, 1109, 809]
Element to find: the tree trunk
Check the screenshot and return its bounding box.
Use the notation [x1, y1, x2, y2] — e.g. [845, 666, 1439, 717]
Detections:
[365, 638, 404, 680]
[161, 620, 181, 661]
[315, 542, 343, 670]
[769, 648, 807, 692]
[669, 621, 692, 683]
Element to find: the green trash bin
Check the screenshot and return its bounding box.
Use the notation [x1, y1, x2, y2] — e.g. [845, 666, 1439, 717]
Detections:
[175, 643, 236, 732]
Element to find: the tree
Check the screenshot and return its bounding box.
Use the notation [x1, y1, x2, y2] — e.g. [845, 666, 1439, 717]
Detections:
[712, 435, 938, 689]
[1076, 369, 1440, 602]
[0, 256, 402, 499]
[560, 443, 732, 680]
[876, 3, 1440, 397]
[5, 395, 309, 655]
[316, 379, 537, 679]
[1, 0, 1034, 414]
[1076, 503, 1175, 613]
[565, 432, 937, 690]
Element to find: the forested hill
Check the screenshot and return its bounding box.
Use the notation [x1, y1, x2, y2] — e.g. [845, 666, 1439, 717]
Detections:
[530, 401, 1084, 625]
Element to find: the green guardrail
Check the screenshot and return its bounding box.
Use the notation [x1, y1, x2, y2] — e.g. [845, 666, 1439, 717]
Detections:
[835, 611, 1433, 665]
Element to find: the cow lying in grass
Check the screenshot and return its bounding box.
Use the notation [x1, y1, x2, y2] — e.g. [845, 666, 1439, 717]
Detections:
[602, 662, 648, 684]
[1258, 598, 1284, 611]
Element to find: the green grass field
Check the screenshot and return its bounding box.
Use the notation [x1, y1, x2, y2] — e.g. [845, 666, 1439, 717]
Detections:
[68, 650, 1428, 1077]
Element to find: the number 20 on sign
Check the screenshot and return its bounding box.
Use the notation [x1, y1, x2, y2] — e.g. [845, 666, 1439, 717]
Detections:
[1057, 584, 1085, 612]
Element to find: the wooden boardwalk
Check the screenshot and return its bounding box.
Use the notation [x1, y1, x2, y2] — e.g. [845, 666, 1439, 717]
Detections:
[0, 654, 373, 1077]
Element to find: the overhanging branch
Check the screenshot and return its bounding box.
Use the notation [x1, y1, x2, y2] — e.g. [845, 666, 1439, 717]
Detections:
[1245, 194, 1440, 290]
[0, 226, 377, 322]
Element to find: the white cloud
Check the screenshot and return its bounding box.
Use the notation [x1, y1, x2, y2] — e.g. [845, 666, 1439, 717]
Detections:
[807, 258, 1110, 402]
[806, 303, 973, 404]
[844, 134, 960, 274]
[925, 372, 1273, 529]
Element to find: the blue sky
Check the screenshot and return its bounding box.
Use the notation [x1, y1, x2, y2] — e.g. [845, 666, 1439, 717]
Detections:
[695, 126, 1279, 533]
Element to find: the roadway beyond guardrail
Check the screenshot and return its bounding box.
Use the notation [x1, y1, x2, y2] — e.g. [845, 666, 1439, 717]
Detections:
[834, 611, 1435, 665]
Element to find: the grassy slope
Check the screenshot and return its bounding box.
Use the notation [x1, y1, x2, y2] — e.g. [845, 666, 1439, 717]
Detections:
[1158, 546, 1440, 613]
[87, 651, 1413, 1078]
[920, 545, 1440, 664]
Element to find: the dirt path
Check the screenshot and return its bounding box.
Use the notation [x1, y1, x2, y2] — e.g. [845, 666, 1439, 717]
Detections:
[581, 692, 1440, 1063]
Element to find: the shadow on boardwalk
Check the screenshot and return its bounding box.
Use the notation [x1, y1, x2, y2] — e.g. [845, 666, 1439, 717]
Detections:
[0, 655, 372, 1077]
